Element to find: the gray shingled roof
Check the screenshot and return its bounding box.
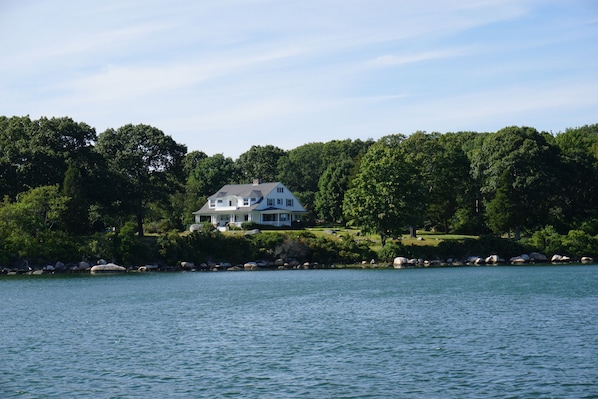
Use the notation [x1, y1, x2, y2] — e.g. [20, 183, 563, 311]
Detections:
[193, 182, 284, 214]
[208, 182, 280, 199]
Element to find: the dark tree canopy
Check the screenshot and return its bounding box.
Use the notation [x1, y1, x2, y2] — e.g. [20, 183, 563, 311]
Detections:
[236, 145, 287, 183]
[0, 116, 96, 198]
[96, 124, 187, 236]
[471, 126, 561, 238]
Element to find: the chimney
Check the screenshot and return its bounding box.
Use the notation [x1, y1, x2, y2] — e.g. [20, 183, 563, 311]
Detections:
[252, 178, 262, 186]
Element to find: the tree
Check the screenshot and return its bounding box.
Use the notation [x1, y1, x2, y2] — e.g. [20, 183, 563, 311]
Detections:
[343, 135, 424, 246]
[277, 142, 327, 214]
[402, 132, 471, 232]
[471, 126, 561, 238]
[0, 116, 97, 197]
[0, 185, 69, 263]
[183, 153, 238, 225]
[236, 145, 286, 183]
[485, 170, 518, 237]
[315, 158, 355, 223]
[62, 161, 89, 234]
[554, 124, 598, 230]
[279, 139, 373, 219]
[96, 124, 187, 236]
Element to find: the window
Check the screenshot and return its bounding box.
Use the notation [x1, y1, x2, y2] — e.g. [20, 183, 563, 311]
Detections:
[262, 214, 277, 222]
[267, 198, 274, 206]
[277, 198, 283, 205]
[280, 213, 288, 221]
[209, 199, 216, 208]
[243, 198, 249, 206]
[286, 199, 294, 207]
[277, 187, 284, 193]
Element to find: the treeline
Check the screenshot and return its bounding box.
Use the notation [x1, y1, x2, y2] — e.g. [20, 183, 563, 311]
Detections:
[0, 115, 597, 266]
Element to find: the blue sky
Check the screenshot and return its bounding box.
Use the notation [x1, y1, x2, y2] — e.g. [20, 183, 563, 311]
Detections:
[1, 0, 597, 159]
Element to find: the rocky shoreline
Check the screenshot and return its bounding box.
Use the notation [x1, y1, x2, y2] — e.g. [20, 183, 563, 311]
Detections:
[1, 252, 595, 276]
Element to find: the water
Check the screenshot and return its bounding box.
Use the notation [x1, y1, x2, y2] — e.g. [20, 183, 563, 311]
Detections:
[1, 266, 597, 398]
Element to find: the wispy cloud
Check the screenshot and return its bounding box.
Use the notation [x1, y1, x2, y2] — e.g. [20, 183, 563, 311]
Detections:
[366, 48, 472, 68]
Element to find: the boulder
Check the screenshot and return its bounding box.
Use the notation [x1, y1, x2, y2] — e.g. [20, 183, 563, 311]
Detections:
[509, 255, 528, 264]
[466, 256, 483, 264]
[581, 256, 594, 264]
[551, 254, 571, 263]
[244, 262, 258, 271]
[551, 254, 562, 262]
[485, 255, 500, 264]
[79, 261, 91, 269]
[393, 257, 414, 268]
[90, 263, 126, 274]
[529, 252, 548, 262]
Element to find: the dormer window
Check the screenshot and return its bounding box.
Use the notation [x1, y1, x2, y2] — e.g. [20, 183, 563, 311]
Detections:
[243, 198, 249, 206]
[209, 199, 216, 208]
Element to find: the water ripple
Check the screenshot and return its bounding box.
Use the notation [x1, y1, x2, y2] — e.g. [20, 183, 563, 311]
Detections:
[1, 267, 597, 398]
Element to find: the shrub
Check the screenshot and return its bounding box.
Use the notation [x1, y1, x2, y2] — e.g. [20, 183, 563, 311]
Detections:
[562, 230, 598, 257]
[378, 241, 406, 262]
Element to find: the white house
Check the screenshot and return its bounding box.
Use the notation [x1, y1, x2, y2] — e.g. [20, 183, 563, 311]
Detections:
[192, 180, 307, 229]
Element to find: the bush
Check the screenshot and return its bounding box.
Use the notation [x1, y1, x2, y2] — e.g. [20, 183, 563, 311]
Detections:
[378, 241, 406, 262]
[562, 230, 598, 257]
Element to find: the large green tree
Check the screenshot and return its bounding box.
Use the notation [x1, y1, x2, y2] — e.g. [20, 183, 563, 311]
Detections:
[400, 132, 473, 233]
[0, 116, 96, 199]
[554, 124, 598, 231]
[315, 158, 355, 223]
[277, 142, 327, 214]
[343, 135, 424, 246]
[96, 124, 187, 236]
[0, 185, 70, 263]
[236, 145, 286, 183]
[471, 126, 561, 239]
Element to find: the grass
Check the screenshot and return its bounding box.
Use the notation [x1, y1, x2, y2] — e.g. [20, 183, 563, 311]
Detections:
[221, 225, 479, 255]
[305, 226, 478, 246]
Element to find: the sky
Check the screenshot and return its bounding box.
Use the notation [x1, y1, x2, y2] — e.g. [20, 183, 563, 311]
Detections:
[1, 0, 597, 159]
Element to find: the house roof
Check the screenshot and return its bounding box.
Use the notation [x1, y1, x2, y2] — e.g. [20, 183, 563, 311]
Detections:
[208, 182, 280, 200]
